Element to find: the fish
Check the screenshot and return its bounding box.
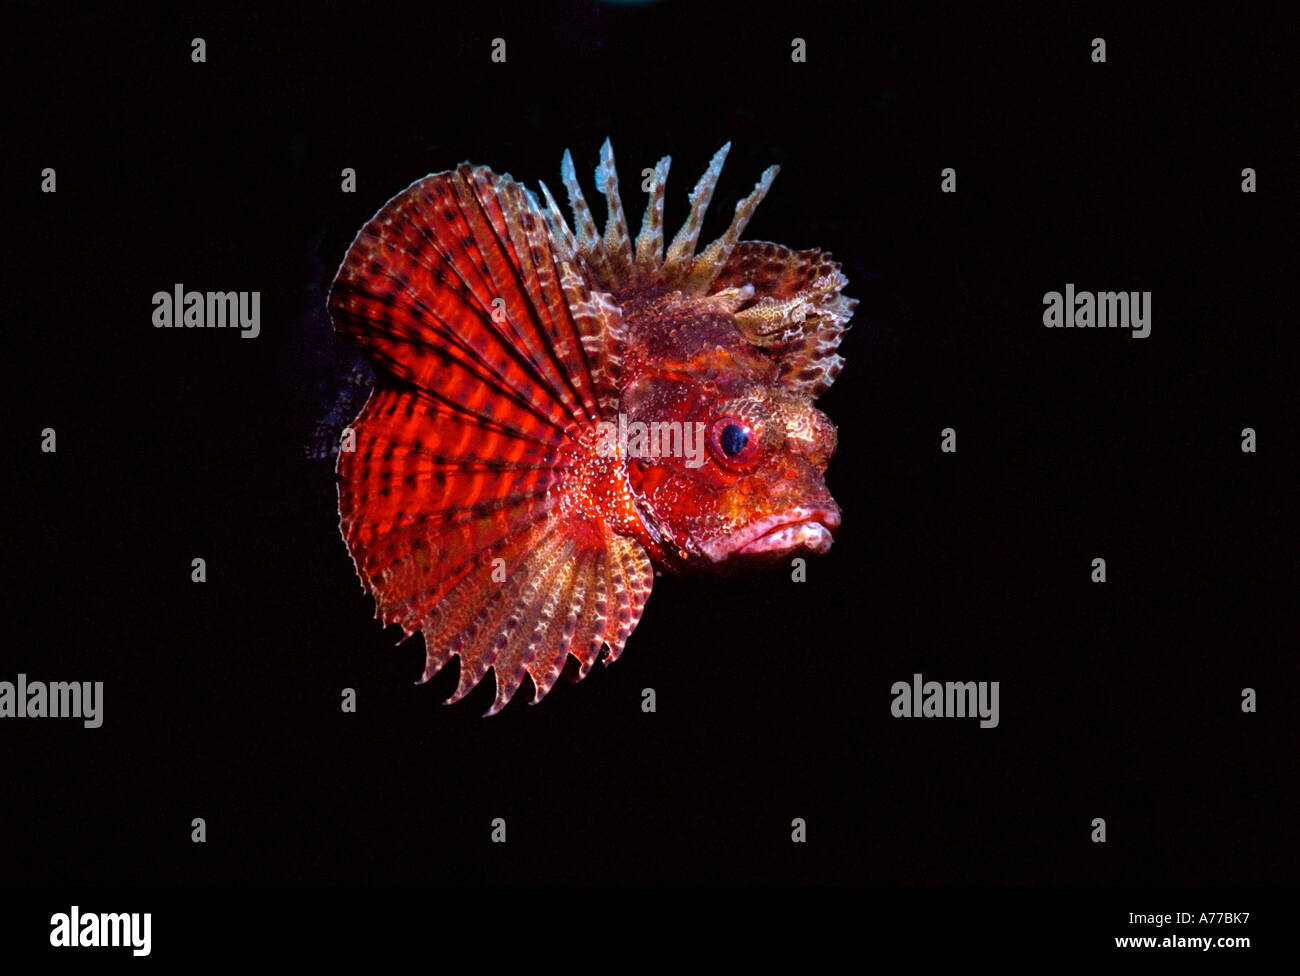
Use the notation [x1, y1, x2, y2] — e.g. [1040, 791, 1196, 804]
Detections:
[327, 139, 856, 714]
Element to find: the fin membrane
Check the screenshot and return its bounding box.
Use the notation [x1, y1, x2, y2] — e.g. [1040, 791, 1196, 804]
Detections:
[548, 144, 854, 398]
[330, 165, 652, 712]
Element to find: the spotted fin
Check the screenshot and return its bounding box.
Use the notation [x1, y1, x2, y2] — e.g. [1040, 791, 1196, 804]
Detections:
[329, 165, 652, 713]
[543, 139, 780, 298]
[550, 142, 854, 398]
[715, 242, 856, 398]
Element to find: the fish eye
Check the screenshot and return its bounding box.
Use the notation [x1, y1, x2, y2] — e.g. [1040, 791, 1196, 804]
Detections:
[720, 423, 748, 455]
[708, 416, 759, 467]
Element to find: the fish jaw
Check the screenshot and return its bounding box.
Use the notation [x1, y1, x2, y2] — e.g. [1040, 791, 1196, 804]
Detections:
[700, 504, 842, 563]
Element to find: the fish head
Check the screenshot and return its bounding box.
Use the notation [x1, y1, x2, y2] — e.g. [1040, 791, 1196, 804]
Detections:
[621, 368, 841, 567]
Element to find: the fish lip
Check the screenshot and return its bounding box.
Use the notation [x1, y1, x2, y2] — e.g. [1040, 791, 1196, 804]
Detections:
[704, 505, 842, 562]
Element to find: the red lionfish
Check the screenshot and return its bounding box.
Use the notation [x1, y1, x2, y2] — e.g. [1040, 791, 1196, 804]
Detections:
[328, 140, 856, 714]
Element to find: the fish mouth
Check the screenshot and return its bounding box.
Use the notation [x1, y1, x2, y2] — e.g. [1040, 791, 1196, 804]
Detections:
[705, 505, 842, 562]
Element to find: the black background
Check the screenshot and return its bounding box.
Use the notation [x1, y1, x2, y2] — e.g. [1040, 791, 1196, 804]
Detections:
[4, 0, 1295, 889]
